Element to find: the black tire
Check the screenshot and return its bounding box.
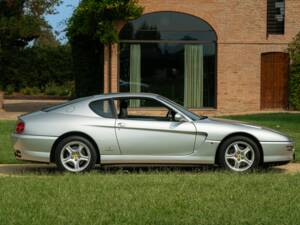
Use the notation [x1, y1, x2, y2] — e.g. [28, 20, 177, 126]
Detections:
[55, 136, 97, 172]
[218, 136, 261, 172]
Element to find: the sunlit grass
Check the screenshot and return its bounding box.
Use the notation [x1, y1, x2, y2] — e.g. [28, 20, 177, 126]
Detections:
[0, 120, 17, 164]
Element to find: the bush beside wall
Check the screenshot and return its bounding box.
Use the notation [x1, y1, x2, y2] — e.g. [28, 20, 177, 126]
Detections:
[288, 32, 300, 110]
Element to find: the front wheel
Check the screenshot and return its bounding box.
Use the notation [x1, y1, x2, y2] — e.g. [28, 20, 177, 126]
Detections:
[55, 136, 97, 172]
[218, 136, 261, 172]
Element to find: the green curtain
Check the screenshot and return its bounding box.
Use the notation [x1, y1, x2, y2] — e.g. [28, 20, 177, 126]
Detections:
[129, 44, 141, 107]
[184, 45, 204, 108]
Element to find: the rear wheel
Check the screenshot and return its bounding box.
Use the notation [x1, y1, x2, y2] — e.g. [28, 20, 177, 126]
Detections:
[55, 136, 97, 172]
[218, 136, 261, 172]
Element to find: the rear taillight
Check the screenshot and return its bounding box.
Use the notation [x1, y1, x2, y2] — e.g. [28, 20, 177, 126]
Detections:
[16, 121, 25, 134]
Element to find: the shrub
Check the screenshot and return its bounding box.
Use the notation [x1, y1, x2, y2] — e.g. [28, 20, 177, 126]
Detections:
[44, 83, 58, 96]
[5, 85, 15, 95]
[289, 64, 300, 109]
[288, 32, 300, 110]
[44, 82, 74, 97]
[20, 87, 41, 95]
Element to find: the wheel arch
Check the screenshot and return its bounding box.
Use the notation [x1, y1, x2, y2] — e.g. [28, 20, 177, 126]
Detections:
[50, 131, 101, 164]
[214, 132, 264, 165]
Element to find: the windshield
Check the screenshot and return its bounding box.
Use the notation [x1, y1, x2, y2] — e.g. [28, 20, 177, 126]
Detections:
[158, 96, 207, 121]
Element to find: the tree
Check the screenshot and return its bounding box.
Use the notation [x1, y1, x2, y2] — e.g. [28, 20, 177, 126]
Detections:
[0, 0, 61, 50]
[33, 27, 60, 47]
[288, 32, 300, 110]
[0, 0, 61, 90]
[67, 0, 143, 96]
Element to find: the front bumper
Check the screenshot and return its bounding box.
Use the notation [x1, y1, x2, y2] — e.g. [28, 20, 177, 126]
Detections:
[261, 141, 295, 163]
[11, 134, 57, 163]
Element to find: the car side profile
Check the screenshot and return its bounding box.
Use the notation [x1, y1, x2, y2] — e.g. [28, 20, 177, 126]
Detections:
[11, 93, 295, 173]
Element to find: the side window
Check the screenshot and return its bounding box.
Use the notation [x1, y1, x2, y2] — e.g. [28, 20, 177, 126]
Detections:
[89, 100, 114, 118]
[114, 97, 174, 121]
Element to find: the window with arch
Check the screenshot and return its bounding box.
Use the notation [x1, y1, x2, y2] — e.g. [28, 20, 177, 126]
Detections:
[119, 12, 217, 108]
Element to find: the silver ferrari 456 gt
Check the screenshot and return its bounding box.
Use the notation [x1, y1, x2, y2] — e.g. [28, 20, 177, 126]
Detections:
[12, 93, 294, 172]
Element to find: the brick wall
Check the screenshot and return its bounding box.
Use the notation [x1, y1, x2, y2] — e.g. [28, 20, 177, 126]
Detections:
[104, 0, 300, 115]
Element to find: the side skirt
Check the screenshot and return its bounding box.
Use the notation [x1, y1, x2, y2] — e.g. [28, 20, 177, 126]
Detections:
[101, 155, 214, 165]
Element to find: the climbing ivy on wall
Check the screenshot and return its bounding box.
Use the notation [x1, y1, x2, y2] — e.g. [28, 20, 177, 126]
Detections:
[67, 0, 143, 97]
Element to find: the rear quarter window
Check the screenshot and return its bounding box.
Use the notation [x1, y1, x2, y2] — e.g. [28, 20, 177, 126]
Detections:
[41, 97, 90, 112]
[89, 100, 114, 118]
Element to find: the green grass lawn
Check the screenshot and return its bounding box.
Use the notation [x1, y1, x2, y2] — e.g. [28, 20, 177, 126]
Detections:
[0, 172, 300, 225]
[0, 113, 299, 163]
[0, 120, 17, 164]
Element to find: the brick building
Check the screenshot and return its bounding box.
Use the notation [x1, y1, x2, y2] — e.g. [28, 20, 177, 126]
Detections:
[103, 0, 300, 115]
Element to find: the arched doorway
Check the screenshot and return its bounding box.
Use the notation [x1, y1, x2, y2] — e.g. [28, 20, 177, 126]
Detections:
[261, 52, 289, 109]
[119, 11, 217, 108]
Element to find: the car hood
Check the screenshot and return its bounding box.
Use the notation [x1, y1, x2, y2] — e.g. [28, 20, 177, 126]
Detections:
[194, 118, 291, 142]
[207, 118, 262, 129]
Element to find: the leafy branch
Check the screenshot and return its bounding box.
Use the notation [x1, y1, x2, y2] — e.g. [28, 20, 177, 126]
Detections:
[67, 0, 143, 44]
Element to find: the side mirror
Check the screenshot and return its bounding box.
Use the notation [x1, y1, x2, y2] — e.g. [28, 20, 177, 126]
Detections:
[174, 113, 186, 122]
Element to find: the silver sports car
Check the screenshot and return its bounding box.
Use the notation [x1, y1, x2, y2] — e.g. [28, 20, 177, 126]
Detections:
[12, 93, 295, 172]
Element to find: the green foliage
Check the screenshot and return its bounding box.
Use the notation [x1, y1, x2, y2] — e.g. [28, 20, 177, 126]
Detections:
[5, 84, 15, 95]
[44, 81, 74, 97]
[1, 45, 73, 94]
[20, 86, 41, 96]
[0, 0, 61, 50]
[33, 27, 60, 47]
[67, 0, 143, 44]
[288, 32, 300, 110]
[6, 81, 74, 97]
[0, 0, 69, 96]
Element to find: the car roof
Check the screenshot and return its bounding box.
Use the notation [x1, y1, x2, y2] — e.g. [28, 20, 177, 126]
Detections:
[40, 93, 161, 113]
[92, 92, 160, 100]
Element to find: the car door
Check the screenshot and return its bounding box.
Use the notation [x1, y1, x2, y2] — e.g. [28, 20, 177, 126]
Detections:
[114, 97, 197, 155]
[88, 99, 120, 155]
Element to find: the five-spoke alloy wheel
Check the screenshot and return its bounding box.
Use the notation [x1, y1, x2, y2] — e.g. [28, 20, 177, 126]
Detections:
[218, 136, 260, 172]
[55, 136, 97, 172]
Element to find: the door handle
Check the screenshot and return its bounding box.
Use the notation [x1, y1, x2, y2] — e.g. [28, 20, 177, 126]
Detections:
[117, 122, 126, 128]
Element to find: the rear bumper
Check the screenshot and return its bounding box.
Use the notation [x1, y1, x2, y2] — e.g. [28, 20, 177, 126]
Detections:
[11, 134, 57, 163]
[261, 141, 295, 163]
